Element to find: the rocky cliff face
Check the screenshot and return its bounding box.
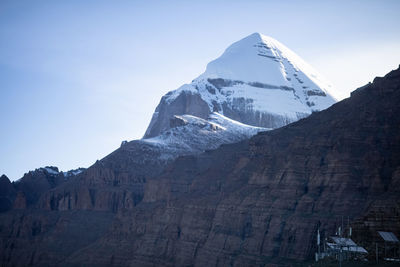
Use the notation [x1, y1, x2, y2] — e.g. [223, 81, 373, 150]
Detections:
[145, 90, 211, 138]
[0, 167, 85, 212]
[144, 33, 336, 138]
[0, 175, 16, 212]
[1, 67, 399, 266]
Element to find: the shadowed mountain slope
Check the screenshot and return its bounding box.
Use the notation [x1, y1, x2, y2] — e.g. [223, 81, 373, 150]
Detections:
[1, 66, 399, 266]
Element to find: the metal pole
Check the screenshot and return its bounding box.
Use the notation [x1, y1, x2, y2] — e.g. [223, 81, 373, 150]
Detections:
[317, 229, 320, 261]
[385, 241, 386, 259]
[376, 242, 378, 265]
[341, 216, 343, 237]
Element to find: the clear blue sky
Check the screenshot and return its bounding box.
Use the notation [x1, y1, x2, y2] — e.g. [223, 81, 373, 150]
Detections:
[1, 0, 400, 181]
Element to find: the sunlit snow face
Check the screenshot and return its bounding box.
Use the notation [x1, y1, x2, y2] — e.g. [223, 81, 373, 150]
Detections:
[163, 33, 336, 124]
[202, 33, 335, 99]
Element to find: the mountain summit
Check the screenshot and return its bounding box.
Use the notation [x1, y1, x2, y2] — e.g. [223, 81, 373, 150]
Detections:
[201, 32, 335, 95]
[144, 33, 336, 138]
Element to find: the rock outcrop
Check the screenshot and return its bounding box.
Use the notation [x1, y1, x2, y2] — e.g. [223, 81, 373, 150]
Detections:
[145, 90, 211, 138]
[0, 175, 16, 212]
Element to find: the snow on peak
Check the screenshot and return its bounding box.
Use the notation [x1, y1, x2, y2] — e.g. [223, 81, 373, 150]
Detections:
[142, 112, 267, 157]
[198, 32, 335, 99]
[164, 33, 336, 114]
[35, 166, 84, 178]
[43, 167, 59, 175]
[63, 168, 84, 178]
[208, 112, 266, 133]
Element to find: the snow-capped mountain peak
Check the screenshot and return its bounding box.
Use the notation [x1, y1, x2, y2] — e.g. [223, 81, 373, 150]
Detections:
[144, 33, 337, 138]
[199, 32, 335, 100]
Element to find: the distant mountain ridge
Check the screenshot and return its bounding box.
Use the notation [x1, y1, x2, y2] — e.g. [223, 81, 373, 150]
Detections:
[0, 166, 84, 212]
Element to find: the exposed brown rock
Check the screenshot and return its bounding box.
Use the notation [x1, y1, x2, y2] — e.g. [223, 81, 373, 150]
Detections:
[12, 192, 27, 209]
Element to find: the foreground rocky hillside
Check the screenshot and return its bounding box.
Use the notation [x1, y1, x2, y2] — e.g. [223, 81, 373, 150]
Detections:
[0, 66, 399, 266]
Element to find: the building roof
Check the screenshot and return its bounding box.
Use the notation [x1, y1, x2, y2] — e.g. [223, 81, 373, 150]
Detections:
[378, 231, 399, 243]
[329, 237, 368, 253]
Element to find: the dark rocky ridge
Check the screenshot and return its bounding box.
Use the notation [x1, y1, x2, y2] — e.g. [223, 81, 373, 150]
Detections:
[0, 167, 85, 212]
[0, 175, 16, 212]
[0, 66, 400, 266]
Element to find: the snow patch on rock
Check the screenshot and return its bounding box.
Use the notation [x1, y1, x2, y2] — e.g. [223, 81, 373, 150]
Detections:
[142, 112, 267, 158]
